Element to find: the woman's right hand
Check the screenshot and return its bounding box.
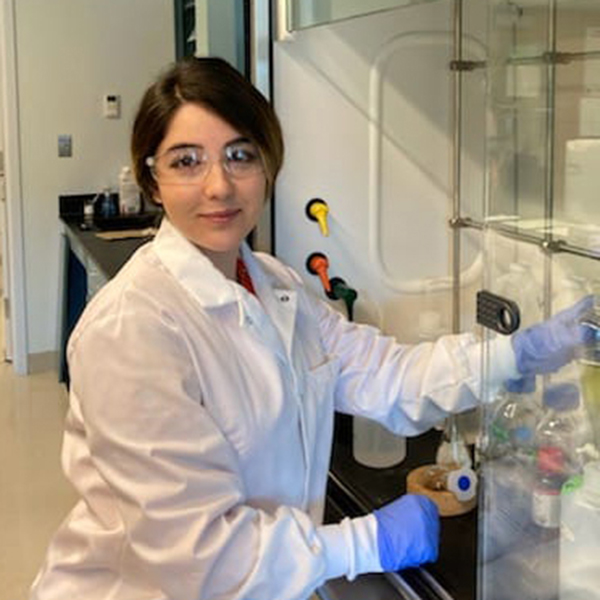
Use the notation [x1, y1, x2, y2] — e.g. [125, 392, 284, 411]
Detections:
[374, 494, 440, 572]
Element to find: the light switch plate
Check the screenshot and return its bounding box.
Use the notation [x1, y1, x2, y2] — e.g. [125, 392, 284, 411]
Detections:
[58, 135, 72, 158]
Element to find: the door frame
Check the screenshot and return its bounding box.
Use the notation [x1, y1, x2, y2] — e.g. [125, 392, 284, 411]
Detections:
[0, 0, 29, 375]
[249, 0, 273, 253]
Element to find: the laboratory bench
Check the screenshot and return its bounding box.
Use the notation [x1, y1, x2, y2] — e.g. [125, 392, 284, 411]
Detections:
[60, 194, 158, 275]
[323, 421, 476, 600]
[59, 195, 477, 600]
[59, 193, 159, 382]
[61, 220, 153, 290]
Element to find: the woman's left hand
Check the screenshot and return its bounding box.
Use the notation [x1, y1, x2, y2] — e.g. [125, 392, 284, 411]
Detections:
[511, 295, 594, 375]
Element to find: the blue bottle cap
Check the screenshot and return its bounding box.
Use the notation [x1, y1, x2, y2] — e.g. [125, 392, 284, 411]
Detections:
[447, 467, 478, 502]
[542, 383, 580, 412]
[512, 425, 534, 444]
[457, 475, 471, 491]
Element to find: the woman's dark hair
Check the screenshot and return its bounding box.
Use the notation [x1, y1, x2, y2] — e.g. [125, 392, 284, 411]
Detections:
[131, 56, 284, 201]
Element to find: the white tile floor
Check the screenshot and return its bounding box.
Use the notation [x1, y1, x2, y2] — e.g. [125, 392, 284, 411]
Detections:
[0, 267, 77, 599]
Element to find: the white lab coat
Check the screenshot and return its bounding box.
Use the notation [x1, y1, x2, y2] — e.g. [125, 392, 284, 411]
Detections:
[31, 218, 518, 600]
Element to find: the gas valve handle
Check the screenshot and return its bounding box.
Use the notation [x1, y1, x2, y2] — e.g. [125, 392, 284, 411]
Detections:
[306, 252, 332, 294]
[305, 199, 330, 237]
[330, 277, 358, 321]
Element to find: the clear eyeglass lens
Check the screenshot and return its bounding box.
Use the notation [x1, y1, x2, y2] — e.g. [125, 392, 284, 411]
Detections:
[150, 141, 262, 184]
[223, 142, 262, 176]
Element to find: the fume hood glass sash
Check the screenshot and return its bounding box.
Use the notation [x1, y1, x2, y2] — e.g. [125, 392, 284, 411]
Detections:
[478, 2, 600, 600]
[483, 0, 600, 258]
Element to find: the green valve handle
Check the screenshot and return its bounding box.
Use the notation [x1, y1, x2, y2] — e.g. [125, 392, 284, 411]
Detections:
[329, 277, 358, 322]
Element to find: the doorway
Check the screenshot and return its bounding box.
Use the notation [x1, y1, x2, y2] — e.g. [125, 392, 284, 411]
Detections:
[0, 164, 8, 361]
[0, 0, 27, 373]
[0, 14, 9, 363]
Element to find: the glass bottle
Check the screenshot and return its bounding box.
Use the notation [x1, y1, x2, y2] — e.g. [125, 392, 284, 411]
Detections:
[532, 383, 584, 529]
[436, 415, 471, 469]
[98, 187, 117, 219]
[487, 377, 541, 463]
[533, 446, 569, 529]
[481, 378, 540, 562]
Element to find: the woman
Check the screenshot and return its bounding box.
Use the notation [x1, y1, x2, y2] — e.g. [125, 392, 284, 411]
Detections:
[30, 57, 590, 600]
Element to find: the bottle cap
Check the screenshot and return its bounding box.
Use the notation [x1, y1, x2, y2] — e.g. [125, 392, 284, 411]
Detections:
[505, 376, 536, 394]
[512, 425, 534, 445]
[542, 382, 579, 412]
[446, 467, 477, 502]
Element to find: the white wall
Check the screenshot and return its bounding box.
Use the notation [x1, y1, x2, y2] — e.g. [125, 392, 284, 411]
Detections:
[195, 1, 210, 56]
[274, 1, 485, 342]
[14, 1, 174, 358]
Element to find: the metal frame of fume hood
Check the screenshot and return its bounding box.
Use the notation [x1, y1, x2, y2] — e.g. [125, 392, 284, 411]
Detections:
[450, 0, 465, 335]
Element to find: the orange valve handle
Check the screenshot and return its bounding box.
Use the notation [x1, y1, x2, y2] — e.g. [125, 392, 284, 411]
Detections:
[306, 252, 332, 294]
[305, 198, 330, 237]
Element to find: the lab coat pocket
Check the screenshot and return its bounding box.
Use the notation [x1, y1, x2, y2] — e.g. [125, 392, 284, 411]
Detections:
[303, 356, 340, 405]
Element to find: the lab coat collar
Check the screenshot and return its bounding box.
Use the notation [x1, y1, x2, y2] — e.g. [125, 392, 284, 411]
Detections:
[152, 218, 239, 308]
[152, 219, 298, 358]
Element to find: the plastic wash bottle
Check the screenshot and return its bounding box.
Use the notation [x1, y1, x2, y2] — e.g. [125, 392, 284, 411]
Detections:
[118, 166, 141, 215]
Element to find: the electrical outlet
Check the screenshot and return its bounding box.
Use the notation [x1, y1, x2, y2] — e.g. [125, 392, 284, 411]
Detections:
[58, 135, 72, 158]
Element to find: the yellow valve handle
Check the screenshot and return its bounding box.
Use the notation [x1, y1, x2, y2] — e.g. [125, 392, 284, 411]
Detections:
[306, 199, 330, 237]
[311, 203, 329, 237]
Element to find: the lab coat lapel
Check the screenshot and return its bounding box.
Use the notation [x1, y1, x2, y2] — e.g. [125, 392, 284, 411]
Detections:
[154, 225, 298, 363]
[238, 292, 289, 364]
[269, 289, 298, 359]
[240, 244, 298, 361]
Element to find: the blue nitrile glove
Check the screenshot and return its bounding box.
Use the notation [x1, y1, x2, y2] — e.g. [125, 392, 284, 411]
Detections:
[512, 295, 594, 376]
[374, 494, 440, 572]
